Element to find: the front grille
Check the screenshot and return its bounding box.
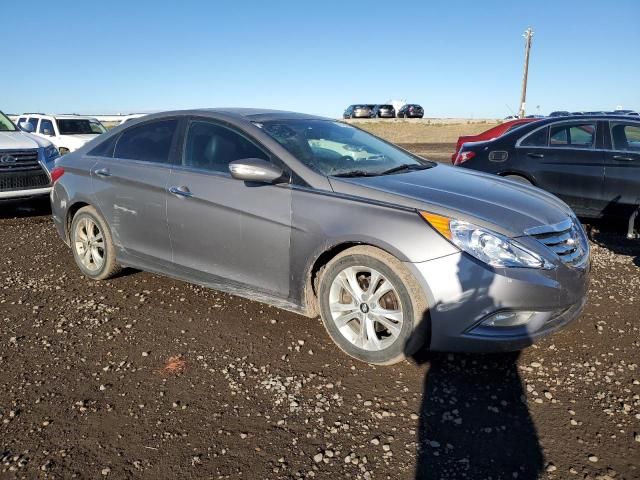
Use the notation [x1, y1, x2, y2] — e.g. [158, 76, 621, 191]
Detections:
[527, 218, 588, 267]
[0, 149, 41, 173]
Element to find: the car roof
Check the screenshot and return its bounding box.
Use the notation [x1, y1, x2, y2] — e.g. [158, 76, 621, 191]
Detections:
[21, 113, 99, 120]
[137, 108, 331, 123]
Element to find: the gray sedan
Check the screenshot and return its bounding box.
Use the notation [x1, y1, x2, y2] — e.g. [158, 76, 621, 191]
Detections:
[50, 109, 590, 365]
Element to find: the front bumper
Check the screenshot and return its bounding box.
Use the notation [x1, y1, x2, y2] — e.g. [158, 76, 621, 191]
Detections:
[0, 186, 52, 200]
[406, 252, 590, 352]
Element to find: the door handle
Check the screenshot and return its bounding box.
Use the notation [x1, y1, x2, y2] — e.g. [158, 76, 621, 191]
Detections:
[169, 186, 193, 198]
[94, 168, 112, 177]
[613, 155, 635, 161]
[527, 153, 544, 158]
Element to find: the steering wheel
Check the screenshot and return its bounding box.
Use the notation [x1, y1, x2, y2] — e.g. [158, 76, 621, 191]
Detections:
[327, 155, 355, 175]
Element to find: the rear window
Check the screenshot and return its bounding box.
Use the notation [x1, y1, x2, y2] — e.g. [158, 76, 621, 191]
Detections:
[88, 134, 119, 157]
[57, 119, 106, 135]
[520, 127, 548, 147]
[114, 119, 178, 163]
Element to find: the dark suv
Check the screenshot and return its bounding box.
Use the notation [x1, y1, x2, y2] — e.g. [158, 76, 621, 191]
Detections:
[397, 104, 424, 118]
[454, 115, 640, 225]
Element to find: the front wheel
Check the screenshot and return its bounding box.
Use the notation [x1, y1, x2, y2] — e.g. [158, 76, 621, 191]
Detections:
[318, 246, 427, 365]
[59, 147, 70, 155]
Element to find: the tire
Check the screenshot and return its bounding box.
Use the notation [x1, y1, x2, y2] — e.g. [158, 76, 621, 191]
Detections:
[70, 206, 121, 280]
[59, 147, 70, 155]
[318, 246, 428, 365]
[503, 174, 532, 185]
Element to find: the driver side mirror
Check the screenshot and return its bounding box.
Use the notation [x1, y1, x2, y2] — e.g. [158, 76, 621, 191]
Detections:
[229, 158, 285, 184]
[20, 122, 35, 133]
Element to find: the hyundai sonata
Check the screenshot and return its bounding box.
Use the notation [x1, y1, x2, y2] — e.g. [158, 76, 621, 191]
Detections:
[50, 109, 589, 365]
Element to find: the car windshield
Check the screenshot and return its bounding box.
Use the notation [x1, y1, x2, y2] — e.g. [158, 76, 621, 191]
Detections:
[257, 119, 434, 177]
[57, 119, 106, 135]
[0, 112, 17, 132]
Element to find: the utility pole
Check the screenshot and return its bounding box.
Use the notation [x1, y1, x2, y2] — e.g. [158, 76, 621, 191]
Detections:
[518, 27, 534, 119]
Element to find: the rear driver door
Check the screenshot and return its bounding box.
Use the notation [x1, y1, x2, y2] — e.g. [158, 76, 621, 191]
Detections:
[91, 118, 180, 265]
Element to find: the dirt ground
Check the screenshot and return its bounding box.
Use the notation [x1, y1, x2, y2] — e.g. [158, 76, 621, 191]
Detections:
[1, 142, 639, 479]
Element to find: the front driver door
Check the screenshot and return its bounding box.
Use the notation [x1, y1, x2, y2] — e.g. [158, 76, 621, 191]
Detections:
[166, 118, 292, 297]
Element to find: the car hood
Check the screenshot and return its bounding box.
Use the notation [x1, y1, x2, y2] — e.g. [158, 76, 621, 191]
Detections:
[62, 134, 100, 144]
[328, 164, 574, 237]
[0, 131, 52, 150]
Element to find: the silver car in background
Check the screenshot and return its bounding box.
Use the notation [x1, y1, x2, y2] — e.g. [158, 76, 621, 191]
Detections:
[50, 109, 590, 365]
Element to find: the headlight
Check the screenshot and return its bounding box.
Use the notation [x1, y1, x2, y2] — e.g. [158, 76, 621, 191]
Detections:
[421, 212, 550, 269]
[44, 144, 60, 161]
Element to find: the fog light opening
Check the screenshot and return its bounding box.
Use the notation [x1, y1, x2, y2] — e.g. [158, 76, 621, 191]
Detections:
[481, 311, 537, 328]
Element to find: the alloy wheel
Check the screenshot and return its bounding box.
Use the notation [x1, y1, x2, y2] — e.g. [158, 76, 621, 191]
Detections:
[74, 217, 105, 272]
[329, 266, 404, 351]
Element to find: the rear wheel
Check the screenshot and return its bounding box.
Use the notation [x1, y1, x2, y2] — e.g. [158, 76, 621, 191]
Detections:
[503, 174, 532, 185]
[59, 147, 70, 155]
[318, 246, 427, 365]
[71, 206, 121, 280]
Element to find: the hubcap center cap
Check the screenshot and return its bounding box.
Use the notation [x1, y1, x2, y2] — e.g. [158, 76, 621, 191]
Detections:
[359, 303, 369, 314]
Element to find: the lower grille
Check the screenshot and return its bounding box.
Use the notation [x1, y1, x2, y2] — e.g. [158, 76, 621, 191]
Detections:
[0, 172, 50, 192]
[526, 218, 588, 267]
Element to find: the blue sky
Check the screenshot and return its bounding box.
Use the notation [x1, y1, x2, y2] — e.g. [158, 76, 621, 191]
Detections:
[4, 0, 639, 118]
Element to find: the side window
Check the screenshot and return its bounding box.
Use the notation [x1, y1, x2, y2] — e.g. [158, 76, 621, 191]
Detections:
[18, 117, 26, 126]
[39, 119, 54, 135]
[114, 119, 178, 163]
[549, 123, 595, 148]
[183, 120, 268, 173]
[520, 127, 548, 147]
[28, 117, 40, 130]
[88, 134, 119, 157]
[610, 123, 640, 152]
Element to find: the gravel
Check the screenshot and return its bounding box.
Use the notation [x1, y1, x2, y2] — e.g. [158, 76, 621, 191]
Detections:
[0, 199, 638, 479]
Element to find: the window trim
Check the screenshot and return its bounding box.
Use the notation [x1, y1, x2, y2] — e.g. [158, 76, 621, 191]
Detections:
[516, 120, 603, 150]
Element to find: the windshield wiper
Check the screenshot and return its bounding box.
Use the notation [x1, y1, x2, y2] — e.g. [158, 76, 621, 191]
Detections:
[331, 170, 380, 178]
[379, 164, 431, 175]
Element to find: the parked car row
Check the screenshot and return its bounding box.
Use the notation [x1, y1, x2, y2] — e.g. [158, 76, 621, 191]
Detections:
[453, 115, 640, 238]
[343, 104, 424, 119]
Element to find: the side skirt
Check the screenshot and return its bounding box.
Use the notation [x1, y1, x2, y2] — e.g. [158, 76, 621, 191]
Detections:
[117, 250, 310, 317]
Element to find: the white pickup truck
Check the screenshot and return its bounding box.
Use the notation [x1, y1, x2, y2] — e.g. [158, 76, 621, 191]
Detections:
[16, 113, 106, 154]
[0, 111, 59, 200]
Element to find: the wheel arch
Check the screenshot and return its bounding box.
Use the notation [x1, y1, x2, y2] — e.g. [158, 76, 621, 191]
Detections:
[65, 201, 109, 244]
[303, 240, 407, 318]
[497, 170, 536, 185]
